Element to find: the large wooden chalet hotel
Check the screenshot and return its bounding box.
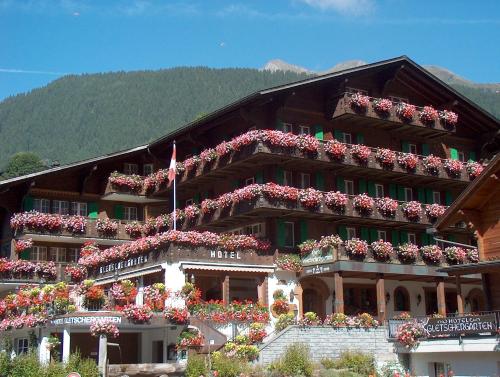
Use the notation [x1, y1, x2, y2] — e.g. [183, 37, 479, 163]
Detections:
[0, 56, 499, 376]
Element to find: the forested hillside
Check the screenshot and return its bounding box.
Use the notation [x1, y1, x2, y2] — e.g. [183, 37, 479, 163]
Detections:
[0, 66, 498, 169]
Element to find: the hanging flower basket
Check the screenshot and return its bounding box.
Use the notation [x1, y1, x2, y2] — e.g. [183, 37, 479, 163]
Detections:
[425, 204, 445, 222]
[272, 299, 290, 315]
[375, 197, 398, 218]
[395, 102, 416, 122]
[96, 218, 119, 237]
[144, 283, 169, 311]
[397, 153, 418, 172]
[372, 98, 392, 116]
[371, 240, 393, 261]
[351, 144, 371, 165]
[402, 201, 422, 222]
[164, 307, 190, 325]
[419, 106, 439, 125]
[397, 243, 419, 263]
[249, 323, 267, 343]
[353, 194, 374, 216]
[90, 320, 119, 338]
[466, 161, 483, 180]
[444, 159, 463, 178]
[345, 238, 368, 259]
[422, 155, 441, 175]
[124, 221, 143, 239]
[421, 245, 443, 265]
[276, 254, 302, 272]
[375, 148, 396, 169]
[110, 279, 138, 305]
[325, 139, 347, 160]
[443, 247, 466, 265]
[439, 110, 458, 129]
[177, 329, 204, 349]
[325, 191, 348, 213]
[298, 188, 322, 209]
[65, 264, 88, 283]
[14, 238, 33, 253]
[466, 248, 479, 263]
[396, 320, 425, 348]
[349, 93, 370, 112]
[123, 304, 153, 324]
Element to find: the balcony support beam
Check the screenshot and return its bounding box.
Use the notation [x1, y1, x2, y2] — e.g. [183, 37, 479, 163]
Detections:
[334, 272, 344, 314]
[376, 273, 386, 322]
[222, 274, 230, 304]
[456, 275, 464, 315]
[436, 278, 446, 316]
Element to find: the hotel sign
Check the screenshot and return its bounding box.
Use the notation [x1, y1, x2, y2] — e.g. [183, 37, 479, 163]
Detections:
[51, 316, 122, 326]
[98, 255, 149, 274]
[303, 263, 334, 275]
[422, 314, 497, 336]
[302, 248, 334, 265]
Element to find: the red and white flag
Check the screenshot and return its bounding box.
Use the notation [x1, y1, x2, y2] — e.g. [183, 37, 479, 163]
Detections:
[168, 142, 176, 182]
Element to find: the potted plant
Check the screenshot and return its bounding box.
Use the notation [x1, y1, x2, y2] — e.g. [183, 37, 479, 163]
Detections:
[345, 238, 368, 259]
[422, 155, 441, 175]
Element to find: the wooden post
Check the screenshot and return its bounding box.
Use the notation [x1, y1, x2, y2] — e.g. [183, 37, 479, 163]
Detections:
[257, 276, 268, 306]
[334, 272, 344, 314]
[456, 275, 464, 314]
[376, 274, 386, 322]
[294, 282, 304, 318]
[222, 275, 230, 304]
[436, 279, 446, 316]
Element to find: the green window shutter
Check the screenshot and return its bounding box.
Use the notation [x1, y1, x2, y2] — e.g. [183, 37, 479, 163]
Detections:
[445, 191, 453, 206]
[232, 180, 239, 189]
[88, 202, 99, 219]
[356, 134, 364, 145]
[336, 176, 345, 193]
[315, 172, 325, 191]
[203, 192, 209, 199]
[358, 179, 367, 194]
[397, 185, 406, 201]
[338, 226, 348, 241]
[367, 181, 376, 197]
[277, 220, 286, 247]
[314, 125, 324, 140]
[300, 220, 308, 243]
[425, 188, 434, 204]
[360, 227, 369, 242]
[334, 130, 343, 141]
[422, 143, 430, 156]
[369, 228, 378, 243]
[22, 196, 34, 211]
[19, 249, 31, 260]
[256, 171, 264, 184]
[391, 230, 400, 246]
[389, 184, 397, 199]
[401, 141, 410, 153]
[275, 119, 283, 131]
[114, 205, 124, 220]
[276, 167, 284, 185]
[417, 188, 425, 203]
[194, 193, 201, 204]
[422, 233, 429, 246]
[449, 148, 459, 160]
[469, 151, 476, 162]
[400, 231, 408, 244]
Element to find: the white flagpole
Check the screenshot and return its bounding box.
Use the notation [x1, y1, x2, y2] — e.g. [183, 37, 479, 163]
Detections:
[173, 141, 177, 231]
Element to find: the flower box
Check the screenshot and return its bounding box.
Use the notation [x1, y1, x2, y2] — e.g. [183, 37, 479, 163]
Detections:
[466, 161, 483, 179]
[443, 246, 466, 265]
[349, 93, 370, 112]
[444, 159, 463, 178]
[353, 194, 374, 216]
[372, 98, 392, 116]
[397, 243, 419, 263]
[371, 240, 393, 261]
[395, 102, 416, 122]
[419, 106, 438, 125]
[425, 203, 445, 222]
[123, 304, 153, 324]
[422, 155, 441, 175]
[375, 148, 396, 169]
[397, 153, 418, 172]
[439, 110, 458, 129]
[325, 139, 347, 160]
[345, 238, 368, 259]
[276, 254, 302, 272]
[375, 197, 398, 218]
[109, 171, 143, 193]
[164, 307, 190, 325]
[420, 245, 443, 265]
[96, 218, 119, 237]
[324, 191, 348, 213]
[350, 144, 371, 164]
[298, 188, 322, 209]
[402, 201, 422, 222]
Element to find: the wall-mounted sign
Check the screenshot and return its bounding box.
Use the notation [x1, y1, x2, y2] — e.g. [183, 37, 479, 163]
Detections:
[51, 316, 122, 326]
[421, 314, 497, 336]
[303, 264, 333, 275]
[98, 255, 148, 274]
[302, 248, 334, 265]
[210, 250, 242, 260]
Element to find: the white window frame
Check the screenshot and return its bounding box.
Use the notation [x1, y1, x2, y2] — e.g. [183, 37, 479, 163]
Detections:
[67, 248, 79, 263]
[458, 151, 466, 162]
[244, 223, 265, 238]
[33, 198, 50, 213]
[432, 191, 441, 204]
[403, 187, 413, 202]
[377, 230, 387, 241]
[124, 163, 139, 175]
[284, 222, 295, 247]
[345, 180, 355, 195]
[31, 246, 47, 261]
[124, 206, 138, 221]
[52, 200, 69, 215]
[408, 143, 418, 155]
[346, 227, 356, 240]
[283, 170, 293, 186]
[299, 173, 311, 189]
[375, 184, 384, 198]
[185, 199, 194, 206]
[298, 125, 310, 135]
[71, 202, 87, 216]
[16, 338, 29, 355]
[282, 123, 293, 133]
[245, 177, 255, 186]
[408, 233, 416, 245]
[143, 164, 154, 176]
[342, 132, 352, 145]
[346, 87, 368, 96]
[49, 247, 66, 263]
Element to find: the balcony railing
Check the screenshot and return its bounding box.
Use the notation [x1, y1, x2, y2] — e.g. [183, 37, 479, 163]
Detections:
[332, 93, 457, 134]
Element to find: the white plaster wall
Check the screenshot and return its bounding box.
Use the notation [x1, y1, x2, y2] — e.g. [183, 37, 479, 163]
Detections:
[163, 262, 186, 308]
[410, 352, 500, 377]
[267, 271, 298, 334]
[140, 327, 183, 363]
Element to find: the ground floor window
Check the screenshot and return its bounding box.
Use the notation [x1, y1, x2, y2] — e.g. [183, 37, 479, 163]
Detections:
[344, 285, 376, 315]
[16, 338, 29, 355]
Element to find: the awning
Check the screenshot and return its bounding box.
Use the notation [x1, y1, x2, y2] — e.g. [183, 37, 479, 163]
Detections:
[180, 261, 275, 274]
[95, 265, 163, 284]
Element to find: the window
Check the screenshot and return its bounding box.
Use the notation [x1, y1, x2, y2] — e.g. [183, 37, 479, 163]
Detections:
[407, 233, 416, 244]
[345, 180, 354, 195]
[124, 163, 139, 175]
[432, 191, 441, 204]
[346, 227, 356, 240]
[403, 187, 413, 202]
[458, 151, 466, 162]
[31, 246, 47, 261]
[394, 287, 410, 311]
[388, 95, 409, 104]
[143, 164, 154, 176]
[346, 87, 368, 96]
[71, 202, 87, 216]
[185, 199, 194, 206]
[377, 230, 387, 241]
[283, 171, 293, 186]
[245, 177, 255, 186]
[284, 222, 295, 247]
[408, 143, 418, 155]
[49, 247, 66, 262]
[282, 123, 293, 133]
[342, 132, 352, 144]
[375, 184, 384, 198]
[298, 125, 310, 135]
[33, 198, 50, 213]
[124, 206, 138, 221]
[245, 223, 265, 237]
[299, 173, 310, 189]
[67, 248, 79, 263]
[52, 200, 69, 215]
[16, 338, 29, 355]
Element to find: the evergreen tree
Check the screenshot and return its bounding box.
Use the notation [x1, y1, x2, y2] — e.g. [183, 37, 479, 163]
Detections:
[1, 152, 47, 180]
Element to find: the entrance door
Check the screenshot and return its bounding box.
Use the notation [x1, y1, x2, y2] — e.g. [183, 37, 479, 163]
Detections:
[303, 288, 325, 318]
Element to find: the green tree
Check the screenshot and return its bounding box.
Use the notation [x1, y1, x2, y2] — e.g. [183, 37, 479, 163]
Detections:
[1, 152, 47, 179]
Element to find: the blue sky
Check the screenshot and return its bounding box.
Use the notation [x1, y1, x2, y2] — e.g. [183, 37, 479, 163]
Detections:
[1, 0, 499, 101]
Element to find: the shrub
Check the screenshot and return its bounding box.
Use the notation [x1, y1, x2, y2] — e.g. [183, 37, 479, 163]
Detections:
[186, 354, 208, 377]
[9, 352, 42, 377]
[269, 343, 313, 377]
[275, 313, 295, 332]
[335, 351, 374, 376]
[319, 370, 364, 377]
[0, 352, 11, 377]
[65, 352, 99, 377]
[320, 357, 337, 369]
[211, 352, 246, 377]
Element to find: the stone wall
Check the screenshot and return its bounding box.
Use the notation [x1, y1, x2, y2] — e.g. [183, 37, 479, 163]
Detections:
[259, 325, 398, 365]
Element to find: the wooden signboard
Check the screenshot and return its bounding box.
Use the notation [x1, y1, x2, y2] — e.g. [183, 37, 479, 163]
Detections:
[421, 314, 497, 336]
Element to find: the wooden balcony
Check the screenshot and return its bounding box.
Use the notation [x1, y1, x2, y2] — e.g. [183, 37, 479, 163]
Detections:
[0, 262, 66, 284]
[102, 180, 168, 203]
[331, 93, 455, 137]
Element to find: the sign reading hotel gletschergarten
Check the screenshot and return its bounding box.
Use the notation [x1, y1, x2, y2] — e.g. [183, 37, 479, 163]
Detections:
[421, 314, 497, 336]
[51, 316, 122, 326]
[99, 255, 148, 274]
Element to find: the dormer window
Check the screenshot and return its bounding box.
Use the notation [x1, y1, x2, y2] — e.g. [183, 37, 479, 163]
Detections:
[124, 163, 139, 175]
[299, 125, 310, 135]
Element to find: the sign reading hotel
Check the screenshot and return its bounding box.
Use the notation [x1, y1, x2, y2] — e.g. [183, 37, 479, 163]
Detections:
[421, 314, 497, 336]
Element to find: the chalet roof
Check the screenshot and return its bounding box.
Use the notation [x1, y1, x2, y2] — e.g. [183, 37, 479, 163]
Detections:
[434, 154, 500, 230]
